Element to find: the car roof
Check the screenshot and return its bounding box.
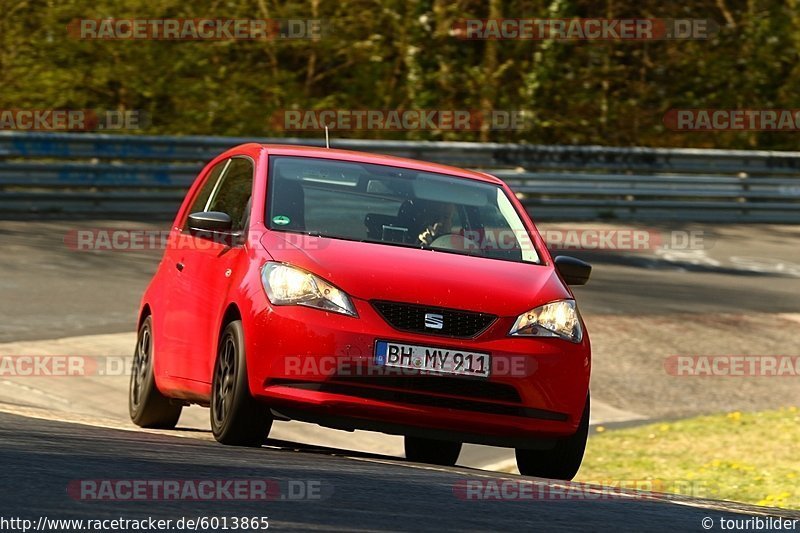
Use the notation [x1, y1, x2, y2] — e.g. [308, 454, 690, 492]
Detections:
[255, 144, 503, 185]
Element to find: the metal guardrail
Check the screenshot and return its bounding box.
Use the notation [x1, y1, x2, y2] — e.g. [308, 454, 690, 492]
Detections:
[2, 131, 800, 221]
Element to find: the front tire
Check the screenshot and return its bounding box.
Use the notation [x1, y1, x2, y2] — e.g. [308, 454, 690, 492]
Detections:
[404, 436, 462, 466]
[515, 393, 590, 480]
[129, 316, 182, 428]
[210, 320, 273, 446]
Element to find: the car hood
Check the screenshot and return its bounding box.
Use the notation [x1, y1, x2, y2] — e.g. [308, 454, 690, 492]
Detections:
[260, 232, 571, 317]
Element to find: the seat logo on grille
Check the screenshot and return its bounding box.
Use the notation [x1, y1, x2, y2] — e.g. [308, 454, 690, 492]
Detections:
[424, 313, 444, 330]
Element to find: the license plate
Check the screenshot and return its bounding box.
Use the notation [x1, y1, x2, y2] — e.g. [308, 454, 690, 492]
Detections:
[374, 340, 491, 378]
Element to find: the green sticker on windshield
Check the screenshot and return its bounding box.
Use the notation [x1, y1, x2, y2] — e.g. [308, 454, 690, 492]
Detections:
[272, 215, 291, 226]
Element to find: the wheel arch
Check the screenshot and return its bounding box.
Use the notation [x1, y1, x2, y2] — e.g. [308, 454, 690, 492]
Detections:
[138, 304, 152, 328]
[219, 303, 243, 335]
[217, 301, 265, 398]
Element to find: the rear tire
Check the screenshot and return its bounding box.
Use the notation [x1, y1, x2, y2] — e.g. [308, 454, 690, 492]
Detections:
[210, 320, 273, 446]
[404, 436, 462, 466]
[129, 316, 182, 428]
[515, 393, 590, 480]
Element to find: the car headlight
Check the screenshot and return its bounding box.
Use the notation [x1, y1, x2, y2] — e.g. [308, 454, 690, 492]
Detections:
[509, 300, 582, 342]
[261, 262, 357, 317]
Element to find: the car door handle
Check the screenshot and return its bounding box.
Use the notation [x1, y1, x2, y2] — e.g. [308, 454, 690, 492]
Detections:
[176, 262, 184, 272]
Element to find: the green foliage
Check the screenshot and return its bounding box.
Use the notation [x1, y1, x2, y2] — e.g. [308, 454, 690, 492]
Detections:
[2, 0, 800, 148]
[581, 408, 800, 509]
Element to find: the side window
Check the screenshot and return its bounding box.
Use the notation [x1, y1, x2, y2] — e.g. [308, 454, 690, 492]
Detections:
[183, 159, 229, 230]
[206, 158, 254, 232]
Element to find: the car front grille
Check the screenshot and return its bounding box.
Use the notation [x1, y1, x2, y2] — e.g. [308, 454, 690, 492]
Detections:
[371, 300, 497, 338]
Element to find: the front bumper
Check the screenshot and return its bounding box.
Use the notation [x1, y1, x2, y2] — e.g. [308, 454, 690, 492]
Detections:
[245, 295, 591, 446]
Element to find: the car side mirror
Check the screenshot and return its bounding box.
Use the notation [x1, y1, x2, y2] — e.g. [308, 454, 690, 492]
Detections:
[188, 211, 233, 233]
[554, 256, 591, 286]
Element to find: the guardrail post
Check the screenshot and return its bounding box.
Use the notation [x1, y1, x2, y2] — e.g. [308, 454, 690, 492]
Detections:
[738, 171, 749, 219]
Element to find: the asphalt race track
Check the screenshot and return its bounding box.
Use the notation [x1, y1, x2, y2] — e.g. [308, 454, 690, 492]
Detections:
[3, 412, 799, 531]
[1, 220, 799, 530]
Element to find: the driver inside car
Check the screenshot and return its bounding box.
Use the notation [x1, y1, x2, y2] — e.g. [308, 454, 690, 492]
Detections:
[416, 201, 456, 246]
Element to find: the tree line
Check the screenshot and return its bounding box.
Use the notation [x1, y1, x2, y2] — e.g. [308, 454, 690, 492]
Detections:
[2, 0, 799, 148]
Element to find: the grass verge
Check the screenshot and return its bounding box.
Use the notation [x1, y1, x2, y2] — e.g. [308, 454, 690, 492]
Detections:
[577, 407, 800, 509]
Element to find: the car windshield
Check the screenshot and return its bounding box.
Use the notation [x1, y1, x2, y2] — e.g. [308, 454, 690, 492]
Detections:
[266, 155, 540, 264]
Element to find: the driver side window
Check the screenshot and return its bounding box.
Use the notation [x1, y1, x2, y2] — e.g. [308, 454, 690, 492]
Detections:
[183, 159, 229, 230]
[205, 157, 255, 233]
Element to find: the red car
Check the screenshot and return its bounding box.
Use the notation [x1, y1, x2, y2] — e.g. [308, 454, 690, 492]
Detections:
[129, 144, 592, 479]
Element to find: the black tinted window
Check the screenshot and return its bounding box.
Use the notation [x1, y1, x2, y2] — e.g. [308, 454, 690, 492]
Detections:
[207, 158, 254, 232]
[266, 156, 540, 264]
[183, 159, 228, 230]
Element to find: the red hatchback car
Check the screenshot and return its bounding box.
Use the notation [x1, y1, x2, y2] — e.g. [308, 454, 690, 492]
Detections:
[129, 144, 592, 479]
